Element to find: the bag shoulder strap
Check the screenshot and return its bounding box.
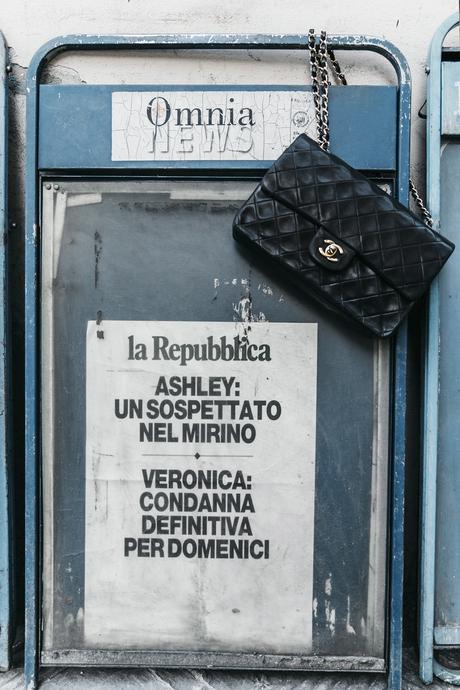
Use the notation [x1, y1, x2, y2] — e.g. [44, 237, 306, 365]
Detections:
[307, 29, 433, 228]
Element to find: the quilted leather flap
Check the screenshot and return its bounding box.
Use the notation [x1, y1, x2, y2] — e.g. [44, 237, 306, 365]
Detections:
[261, 134, 454, 302]
[233, 186, 411, 337]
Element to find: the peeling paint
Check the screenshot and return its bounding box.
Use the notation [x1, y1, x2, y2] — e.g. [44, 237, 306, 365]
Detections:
[6, 61, 27, 94]
[346, 595, 357, 635]
[63, 612, 75, 632]
[42, 63, 87, 86]
[325, 600, 336, 636]
[233, 295, 253, 323]
[258, 283, 273, 296]
[324, 573, 332, 597]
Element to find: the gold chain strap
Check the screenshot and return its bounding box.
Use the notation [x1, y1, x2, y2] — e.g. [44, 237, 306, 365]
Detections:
[308, 30, 433, 227]
[409, 180, 433, 228]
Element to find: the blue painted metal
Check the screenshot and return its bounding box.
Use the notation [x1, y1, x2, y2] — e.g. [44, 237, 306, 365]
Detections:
[0, 31, 11, 673]
[387, 63, 411, 690]
[38, 84, 398, 171]
[25, 45, 40, 690]
[420, 12, 460, 685]
[441, 62, 460, 135]
[25, 33, 411, 690]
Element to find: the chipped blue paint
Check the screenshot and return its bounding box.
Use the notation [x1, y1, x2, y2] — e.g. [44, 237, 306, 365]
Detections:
[25, 33, 411, 690]
[420, 12, 460, 686]
[0, 30, 11, 673]
[388, 58, 411, 690]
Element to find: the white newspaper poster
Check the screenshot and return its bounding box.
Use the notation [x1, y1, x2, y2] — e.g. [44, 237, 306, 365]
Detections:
[111, 90, 316, 162]
[85, 320, 317, 653]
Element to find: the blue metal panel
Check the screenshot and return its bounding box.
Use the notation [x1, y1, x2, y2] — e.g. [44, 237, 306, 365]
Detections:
[441, 62, 460, 135]
[387, 74, 411, 690]
[37, 84, 398, 171]
[25, 34, 411, 690]
[420, 11, 460, 686]
[436, 142, 460, 647]
[0, 30, 11, 672]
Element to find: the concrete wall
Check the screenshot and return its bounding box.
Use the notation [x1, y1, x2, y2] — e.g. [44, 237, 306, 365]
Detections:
[0, 0, 458, 646]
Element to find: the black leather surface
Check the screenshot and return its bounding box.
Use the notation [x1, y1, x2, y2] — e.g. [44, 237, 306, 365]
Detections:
[233, 134, 455, 337]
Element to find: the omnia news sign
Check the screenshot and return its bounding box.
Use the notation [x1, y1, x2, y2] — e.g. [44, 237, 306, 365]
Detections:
[111, 88, 316, 161]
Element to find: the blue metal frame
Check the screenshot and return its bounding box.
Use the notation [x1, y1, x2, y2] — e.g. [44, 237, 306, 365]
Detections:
[25, 34, 411, 690]
[0, 30, 11, 673]
[420, 12, 460, 686]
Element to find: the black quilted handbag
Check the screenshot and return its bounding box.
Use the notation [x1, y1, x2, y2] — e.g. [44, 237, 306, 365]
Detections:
[232, 32, 454, 338]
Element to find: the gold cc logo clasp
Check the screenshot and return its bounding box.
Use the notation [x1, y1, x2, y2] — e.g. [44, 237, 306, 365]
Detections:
[318, 238, 344, 263]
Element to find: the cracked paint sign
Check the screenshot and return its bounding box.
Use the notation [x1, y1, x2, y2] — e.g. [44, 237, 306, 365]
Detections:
[111, 89, 316, 162]
[84, 320, 317, 653]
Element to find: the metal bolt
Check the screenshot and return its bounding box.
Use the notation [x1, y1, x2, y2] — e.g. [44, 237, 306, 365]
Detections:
[10, 222, 17, 229]
[45, 183, 52, 190]
[53, 184, 59, 190]
[5, 65, 12, 74]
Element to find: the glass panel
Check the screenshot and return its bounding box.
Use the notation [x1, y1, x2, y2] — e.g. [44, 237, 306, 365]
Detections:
[41, 178, 389, 663]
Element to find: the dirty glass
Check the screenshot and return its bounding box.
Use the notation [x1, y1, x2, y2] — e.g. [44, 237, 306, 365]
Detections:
[40, 179, 389, 668]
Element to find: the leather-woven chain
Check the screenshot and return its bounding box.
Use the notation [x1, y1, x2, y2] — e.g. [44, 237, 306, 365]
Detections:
[307, 29, 433, 228]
